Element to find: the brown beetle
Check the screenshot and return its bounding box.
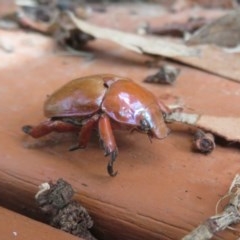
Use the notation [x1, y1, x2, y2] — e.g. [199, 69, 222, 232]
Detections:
[23, 74, 169, 176]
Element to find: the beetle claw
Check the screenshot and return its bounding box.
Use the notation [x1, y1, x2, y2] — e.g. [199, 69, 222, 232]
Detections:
[107, 151, 118, 177]
[22, 125, 33, 134]
[104, 147, 110, 156]
[100, 141, 110, 156]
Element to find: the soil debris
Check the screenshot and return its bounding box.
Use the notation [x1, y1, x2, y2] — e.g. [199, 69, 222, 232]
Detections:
[35, 178, 97, 240]
[144, 65, 180, 85]
[0, 0, 94, 51]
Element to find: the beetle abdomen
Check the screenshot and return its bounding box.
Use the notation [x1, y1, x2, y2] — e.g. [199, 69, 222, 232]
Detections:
[44, 75, 108, 118]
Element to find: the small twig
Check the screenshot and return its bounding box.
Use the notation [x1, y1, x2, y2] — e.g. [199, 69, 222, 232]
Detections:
[142, 18, 209, 38]
[182, 174, 240, 240]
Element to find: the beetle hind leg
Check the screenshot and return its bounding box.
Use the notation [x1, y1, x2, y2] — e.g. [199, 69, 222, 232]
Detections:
[98, 114, 118, 177]
[22, 120, 79, 138]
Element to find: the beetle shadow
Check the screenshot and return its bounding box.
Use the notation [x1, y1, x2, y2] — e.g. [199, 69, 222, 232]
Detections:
[91, 129, 139, 151]
[22, 130, 136, 153]
[22, 132, 79, 150]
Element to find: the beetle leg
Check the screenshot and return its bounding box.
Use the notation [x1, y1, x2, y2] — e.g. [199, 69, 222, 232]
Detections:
[22, 120, 79, 138]
[69, 118, 96, 151]
[98, 114, 118, 177]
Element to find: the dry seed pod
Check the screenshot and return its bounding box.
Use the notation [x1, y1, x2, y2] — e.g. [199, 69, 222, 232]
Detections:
[193, 129, 215, 153]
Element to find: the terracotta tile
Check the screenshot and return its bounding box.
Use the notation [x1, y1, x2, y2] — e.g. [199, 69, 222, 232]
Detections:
[0, 207, 81, 240]
[0, 4, 240, 240]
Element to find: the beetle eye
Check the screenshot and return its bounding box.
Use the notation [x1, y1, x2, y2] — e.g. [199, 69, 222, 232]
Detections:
[140, 119, 151, 132]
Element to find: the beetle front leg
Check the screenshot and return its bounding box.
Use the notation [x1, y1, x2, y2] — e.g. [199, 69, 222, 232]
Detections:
[22, 120, 79, 138]
[98, 114, 118, 177]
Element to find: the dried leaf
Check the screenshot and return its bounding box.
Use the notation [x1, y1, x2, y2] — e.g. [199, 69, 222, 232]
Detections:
[67, 11, 199, 58]
[196, 115, 240, 141]
[175, 45, 240, 83]
[166, 112, 240, 142]
[67, 12, 240, 83]
[186, 9, 240, 47]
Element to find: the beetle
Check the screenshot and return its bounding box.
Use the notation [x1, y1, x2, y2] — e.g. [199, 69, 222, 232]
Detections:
[22, 74, 170, 176]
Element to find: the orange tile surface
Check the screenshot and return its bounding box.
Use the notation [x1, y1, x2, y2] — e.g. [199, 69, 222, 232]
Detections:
[0, 3, 240, 240]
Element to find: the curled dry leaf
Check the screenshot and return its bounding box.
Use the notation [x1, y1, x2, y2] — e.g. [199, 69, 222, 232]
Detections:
[66, 11, 199, 58]
[175, 44, 240, 83]
[192, 129, 215, 153]
[186, 9, 240, 48]
[166, 112, 240, 142]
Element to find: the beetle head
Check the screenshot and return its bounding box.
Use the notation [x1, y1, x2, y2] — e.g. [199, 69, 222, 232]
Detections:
[137, 105, 170, 139]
